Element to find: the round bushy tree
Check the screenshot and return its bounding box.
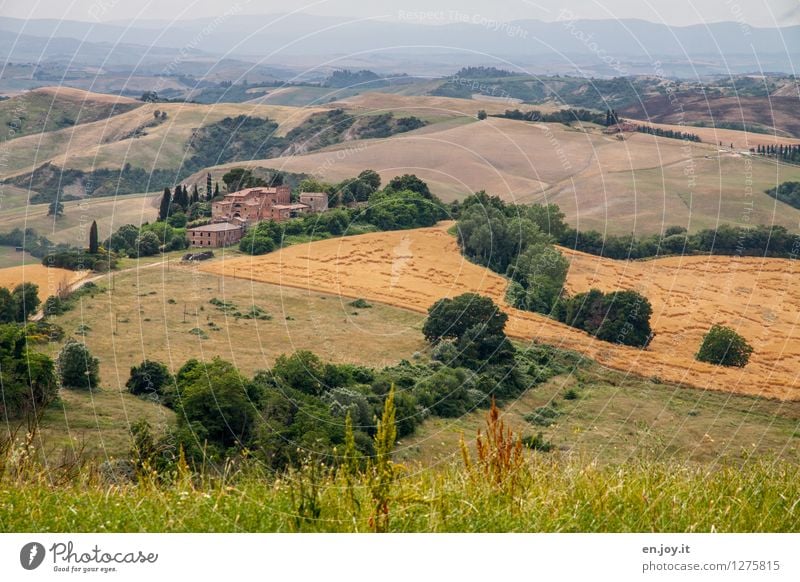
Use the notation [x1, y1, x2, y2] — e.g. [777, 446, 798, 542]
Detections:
[135, 231, 161, 257]
[272, 350, 326, 395]
[696, 325, 753, 367]
[126, 360, 172, 397]
[57, 339, 100, 389]
[423, 293, 508, 344]
[177, 358, 260, 451]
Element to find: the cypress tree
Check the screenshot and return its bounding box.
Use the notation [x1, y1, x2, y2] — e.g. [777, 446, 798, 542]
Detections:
[159, 187, 171, 221]
[192, 184, 199, 205]
[89, 220, 99, 254]
[176, 185, 188, 209]
[206, 173, 213, 200]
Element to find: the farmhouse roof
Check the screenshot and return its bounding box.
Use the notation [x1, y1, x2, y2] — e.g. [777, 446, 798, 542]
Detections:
[272, 203, 309, 210]
[187, 222, 243, 232]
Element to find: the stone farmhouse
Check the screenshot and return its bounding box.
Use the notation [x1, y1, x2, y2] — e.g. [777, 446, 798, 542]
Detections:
[187, 186, 329, 248]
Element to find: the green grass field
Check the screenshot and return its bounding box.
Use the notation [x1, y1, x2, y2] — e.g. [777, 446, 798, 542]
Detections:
[2, 441, 798, 532]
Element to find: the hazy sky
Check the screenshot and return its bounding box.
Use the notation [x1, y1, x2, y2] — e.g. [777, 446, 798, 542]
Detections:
[2, 0, 799, 27]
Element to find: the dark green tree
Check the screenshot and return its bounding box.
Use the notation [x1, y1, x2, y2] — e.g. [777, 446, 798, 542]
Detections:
[105, 224, 140, 254]
[0, 324, 57, 419]
[11, 282, 40, 322]
[126, 360, 173, 398]
[387, 174, 432, 199]
[506, 243, 568, 314]
[559, 289, 653, 348]
[272, 350, 326, 396]
[135, 231, 161, 257]
[696, 324, 753, 367]
[47, 199, 64, 217]
[422, 294, 513, 367]
[158, 187, 171, 221]
[89, 220, 99, 254]
[57, 339, 100, 390]
[176, 358, 262, 452]
[0, 288, 15, 322]
[358, 169, 382, 191]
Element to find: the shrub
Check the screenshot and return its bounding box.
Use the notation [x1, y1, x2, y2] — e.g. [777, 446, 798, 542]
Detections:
[413, 366, 473, 418]
[0, 283, 40, 323]
[57, 339, 100, 390]
[0, 324, 57, 418]
[522, 432, 553, 452]
[696, 325, 753, 367]
[524, 405, 560, 427]
[176, 358, 262, 454]
[135, 231, 161, 257]
[348, 298, 372, 309]
[188, 327, 208, 339]
[126, 360, 173, 399]
[272, 350, 326, 395]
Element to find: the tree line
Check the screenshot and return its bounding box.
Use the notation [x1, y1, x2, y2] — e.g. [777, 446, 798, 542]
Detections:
[238, 172, 447, 255]
[754, 143, 800, 164]
[493, 108, 608, 125]
[765, 181, 800, 210]
[454, 192, 653, 347]
[633, 125, 701, 142]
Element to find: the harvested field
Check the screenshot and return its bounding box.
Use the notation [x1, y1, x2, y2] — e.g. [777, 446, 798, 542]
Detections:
[201, 223, 800, 400]
[0, 264, 88, 301]
[44, 262, 426, 389]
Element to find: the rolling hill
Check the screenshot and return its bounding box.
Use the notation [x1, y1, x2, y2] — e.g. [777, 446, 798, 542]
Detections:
[5, 88, 800, 238]
[621, 93, 800, 139]
[200, 222, 800, 400]
[193, 106, 800, 235]
[0, 86, 141, 139]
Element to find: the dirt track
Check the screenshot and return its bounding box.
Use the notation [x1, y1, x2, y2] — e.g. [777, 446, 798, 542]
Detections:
[201, 223, 800, 400]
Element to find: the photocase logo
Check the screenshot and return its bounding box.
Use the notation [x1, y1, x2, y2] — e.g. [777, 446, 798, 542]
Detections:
[20, 542, 46, 570]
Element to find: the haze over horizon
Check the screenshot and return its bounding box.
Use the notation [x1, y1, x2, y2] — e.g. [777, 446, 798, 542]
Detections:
[2, 0, 800, 28]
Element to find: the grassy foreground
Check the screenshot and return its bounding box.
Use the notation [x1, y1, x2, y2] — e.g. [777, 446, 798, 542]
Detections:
[2, 446, 798, 532]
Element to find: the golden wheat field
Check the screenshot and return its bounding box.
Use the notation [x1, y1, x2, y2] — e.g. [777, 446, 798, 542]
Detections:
[201, 223, 800, 399]
[0, 264, 88, 301]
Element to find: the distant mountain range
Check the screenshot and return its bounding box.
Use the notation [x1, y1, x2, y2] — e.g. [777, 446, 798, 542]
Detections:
[0, 14, 797, 75]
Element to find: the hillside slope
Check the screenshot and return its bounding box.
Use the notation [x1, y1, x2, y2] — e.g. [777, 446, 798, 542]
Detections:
[200, 115, 800, 234]
[200, 223, 800, 399]
[621, 93, 800, 138]
[0, 86, 141, 139]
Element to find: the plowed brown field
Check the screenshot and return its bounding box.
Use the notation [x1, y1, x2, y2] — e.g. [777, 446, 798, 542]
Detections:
[201, 223, 800, 399]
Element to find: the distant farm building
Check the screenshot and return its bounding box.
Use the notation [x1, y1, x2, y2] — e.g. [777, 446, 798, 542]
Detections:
[211, 185, 292, 225]
[187, 222, 245, 248]
[187, 186, 329, 247]
[299, 192, 329, 213]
